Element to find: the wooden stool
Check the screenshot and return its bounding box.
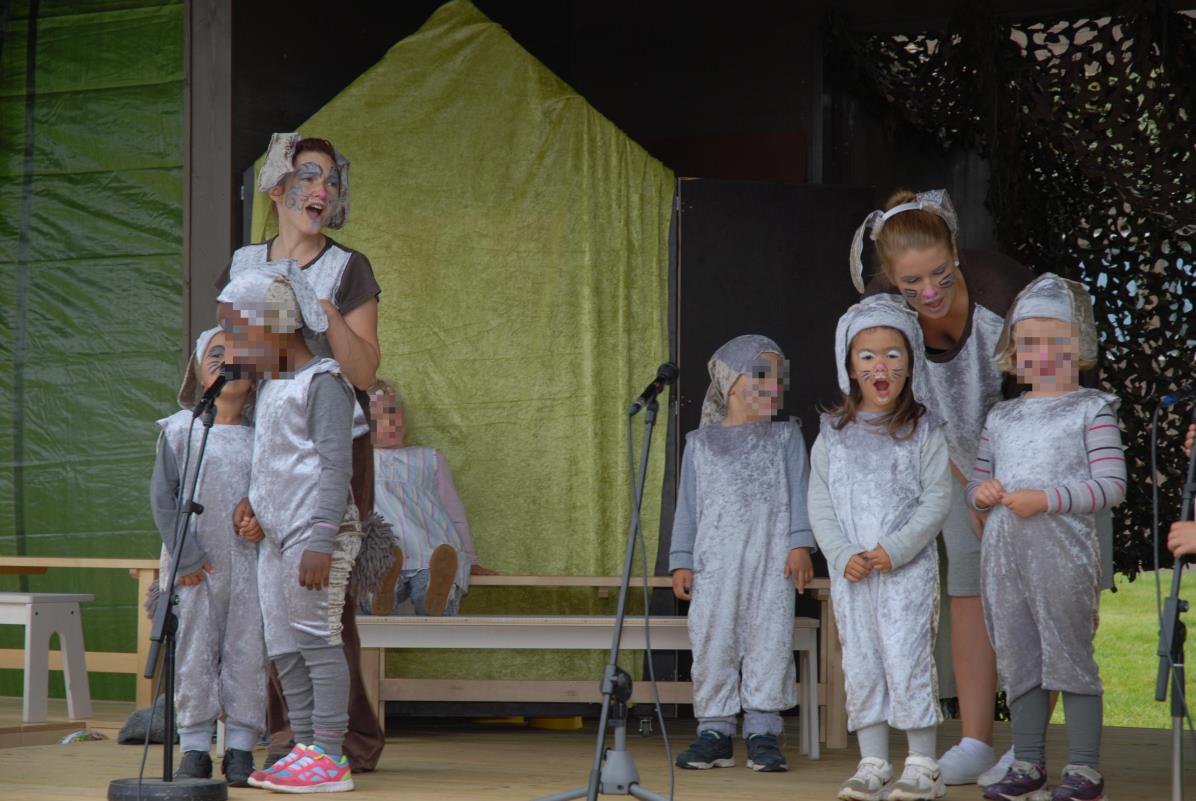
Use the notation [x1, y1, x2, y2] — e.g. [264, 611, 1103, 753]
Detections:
[0, 592, 94, 722]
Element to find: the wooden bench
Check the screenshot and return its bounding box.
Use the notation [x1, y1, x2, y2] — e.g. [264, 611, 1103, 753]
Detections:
[0, 592, 94, 722]
[456, 575, 847, 749]
[359, 613, 822, 758]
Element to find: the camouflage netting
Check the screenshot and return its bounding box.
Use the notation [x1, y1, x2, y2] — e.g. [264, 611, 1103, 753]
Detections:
[827, 3, 1196, 578]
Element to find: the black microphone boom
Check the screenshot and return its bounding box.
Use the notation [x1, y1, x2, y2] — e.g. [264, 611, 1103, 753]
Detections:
[192, 363, 242, 418]
[629, 362, 679, 416]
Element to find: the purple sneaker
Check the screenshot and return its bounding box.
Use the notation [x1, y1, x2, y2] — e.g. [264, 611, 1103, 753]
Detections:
[983, 760, 1048, 801]
[1051, 764, 1105, 801]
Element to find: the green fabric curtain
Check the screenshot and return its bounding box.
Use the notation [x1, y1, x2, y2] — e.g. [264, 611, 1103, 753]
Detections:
[250, 0, 674, 682]
[0, 1, 184, 700]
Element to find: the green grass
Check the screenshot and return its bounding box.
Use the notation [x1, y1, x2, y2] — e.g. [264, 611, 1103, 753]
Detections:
[1055, 569, 1194, 728]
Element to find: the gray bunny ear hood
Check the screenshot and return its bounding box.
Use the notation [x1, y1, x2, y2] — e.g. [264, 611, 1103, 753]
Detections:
[700, 335, 785, 428]
[833, 294, 929, 404]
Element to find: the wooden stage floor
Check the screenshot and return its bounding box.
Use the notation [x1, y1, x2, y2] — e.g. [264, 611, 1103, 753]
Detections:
[1, 713, 1194, 800]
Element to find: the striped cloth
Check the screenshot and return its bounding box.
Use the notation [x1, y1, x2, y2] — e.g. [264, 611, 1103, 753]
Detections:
[968, 402, 1126, 514]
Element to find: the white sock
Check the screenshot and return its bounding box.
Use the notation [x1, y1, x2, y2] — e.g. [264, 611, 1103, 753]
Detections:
[857, 723, 890, 762]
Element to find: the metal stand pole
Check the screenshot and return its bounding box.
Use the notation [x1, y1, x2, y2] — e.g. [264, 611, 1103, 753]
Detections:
[532, 399, 671, 801]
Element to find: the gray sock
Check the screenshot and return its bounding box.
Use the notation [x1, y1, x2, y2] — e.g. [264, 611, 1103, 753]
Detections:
[1062, 692, 1102, 767]
[905, 726, 936, 759]
[857, 722, 889, 762]
[1010, 687, 1051, 766]
[274, 652, 314, 745]
[742, 709, 782, 738]
[178, 721, 213, 754]
[697, 716, 736, 737]
[301, 644, 350, 759]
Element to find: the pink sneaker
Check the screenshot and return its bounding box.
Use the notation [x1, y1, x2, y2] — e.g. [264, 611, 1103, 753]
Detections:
[259, 745, 354, 793]
[246, 743, 308, 788]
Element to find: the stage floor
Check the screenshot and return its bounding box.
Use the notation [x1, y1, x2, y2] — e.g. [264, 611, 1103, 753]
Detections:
[0, 716, 1193, 800]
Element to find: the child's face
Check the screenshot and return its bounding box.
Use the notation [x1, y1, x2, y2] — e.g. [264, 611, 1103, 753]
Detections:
[198, 330, 252, 399]
[369, 392, 406, 448]
[219, 302, 287, 380]
[1013, 317, 1080, 391]
[849, 326, 910, 413]
[728, 351, 786, 421]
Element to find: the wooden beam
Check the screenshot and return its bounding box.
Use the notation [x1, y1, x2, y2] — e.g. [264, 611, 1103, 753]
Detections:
[0, 557, 159, 571]
[0, 649, 137, 674]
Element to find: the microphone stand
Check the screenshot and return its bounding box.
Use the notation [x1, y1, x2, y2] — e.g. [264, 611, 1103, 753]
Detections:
[109, 398, 228, 801]
[533, 397, 670, 801]
[1156, 400, 1196, 801]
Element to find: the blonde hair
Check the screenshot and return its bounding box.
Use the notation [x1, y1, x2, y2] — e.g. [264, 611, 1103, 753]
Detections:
[874, 188, 956, 283]
[994, 318, 1098, 375]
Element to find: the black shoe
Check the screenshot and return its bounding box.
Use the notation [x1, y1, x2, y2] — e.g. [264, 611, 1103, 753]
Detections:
[676, 730, 735, 769]
[174, 749, 213, 779]
[222, 747, 255, 787]
[745, 733, 788, 772]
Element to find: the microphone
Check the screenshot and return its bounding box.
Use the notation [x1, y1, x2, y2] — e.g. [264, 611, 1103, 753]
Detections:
[193, 364, 243, 418]
[629, 362, 679, 416]
[1162, 382, 1196, 408]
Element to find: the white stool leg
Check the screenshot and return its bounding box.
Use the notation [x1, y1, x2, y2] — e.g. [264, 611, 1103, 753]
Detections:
[52, 603, 92, 720]
[23, 604, 50, 723]
[216, 720, 226, 757]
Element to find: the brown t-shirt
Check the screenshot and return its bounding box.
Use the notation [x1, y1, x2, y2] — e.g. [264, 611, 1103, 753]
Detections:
[864, 249, 1098, 395]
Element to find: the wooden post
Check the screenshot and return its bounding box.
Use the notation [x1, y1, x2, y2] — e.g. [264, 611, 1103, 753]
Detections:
[360, 647, 385, 727]
[132, 568, 157, 708]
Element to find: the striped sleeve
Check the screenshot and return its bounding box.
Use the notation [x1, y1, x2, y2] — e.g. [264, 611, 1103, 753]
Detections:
[1044, 404, 1127, 514]
[965, 423, 996, 512]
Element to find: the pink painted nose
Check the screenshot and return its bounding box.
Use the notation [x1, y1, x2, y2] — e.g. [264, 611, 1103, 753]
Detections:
[922, 287, 938, 301]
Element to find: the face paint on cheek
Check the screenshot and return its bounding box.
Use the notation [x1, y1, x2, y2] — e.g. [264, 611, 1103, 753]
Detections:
[937, 269, 955, 289]
[901, 287, 918, 299]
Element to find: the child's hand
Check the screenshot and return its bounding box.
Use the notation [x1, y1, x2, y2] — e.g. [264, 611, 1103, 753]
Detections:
[784, 548, 814, 593]
[1169, 521, 1196, 558]
[1186, 424, 1194, 460]
[861, 546, 892, 573]
[179, 561, 213, 587]
[844, 553, 872, 582]
[233, 497, 255, 530]
[672, 568, 693, 601]
[298, 550, 332, 590]
[470, 564, 499, 576]
[1001, 489, 1048, 518]
[238, 513, 264, 543]
[973, 479, 1005, 510]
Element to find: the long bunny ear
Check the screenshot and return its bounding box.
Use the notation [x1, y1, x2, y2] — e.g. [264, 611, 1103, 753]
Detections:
[257, 132, 303, 192]
[849, 210, 884, 294]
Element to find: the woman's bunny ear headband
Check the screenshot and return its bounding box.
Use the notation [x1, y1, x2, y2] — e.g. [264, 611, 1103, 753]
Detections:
[848, 189, 960, 294]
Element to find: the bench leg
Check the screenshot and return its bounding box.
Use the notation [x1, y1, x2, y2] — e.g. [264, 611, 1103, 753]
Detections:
[803, 649, 819, 760]
[53, 603, 92, 721]
[23, 606, 50, 723]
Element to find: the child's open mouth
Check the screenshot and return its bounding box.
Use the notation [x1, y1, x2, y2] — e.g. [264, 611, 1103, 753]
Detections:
[305, 202, 325, 221]
[874, 380, 891, 399]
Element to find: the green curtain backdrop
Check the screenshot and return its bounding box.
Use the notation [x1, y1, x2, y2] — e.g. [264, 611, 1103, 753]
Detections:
[250, 0, 674, 683]
[0, 1, 184, 700]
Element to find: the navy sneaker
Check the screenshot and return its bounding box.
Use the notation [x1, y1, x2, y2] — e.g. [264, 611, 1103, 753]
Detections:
[676, 730, 734, 769]
[174, 749, 213, 780]
[745, 733, 788, 772]
[221, 747, 255, 787]
[1051, 765, 1105, 801]
[983, 760, 1048, 801]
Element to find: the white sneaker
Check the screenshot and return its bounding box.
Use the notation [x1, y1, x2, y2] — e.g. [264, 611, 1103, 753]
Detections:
[978, 746, 1014, 788]
[937, 738, 996, 785]
[887, 755, 946, 800]
[839, 757, 894, 801]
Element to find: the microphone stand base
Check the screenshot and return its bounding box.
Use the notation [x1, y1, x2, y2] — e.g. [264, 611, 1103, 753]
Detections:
[107, 777, 227, 801]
